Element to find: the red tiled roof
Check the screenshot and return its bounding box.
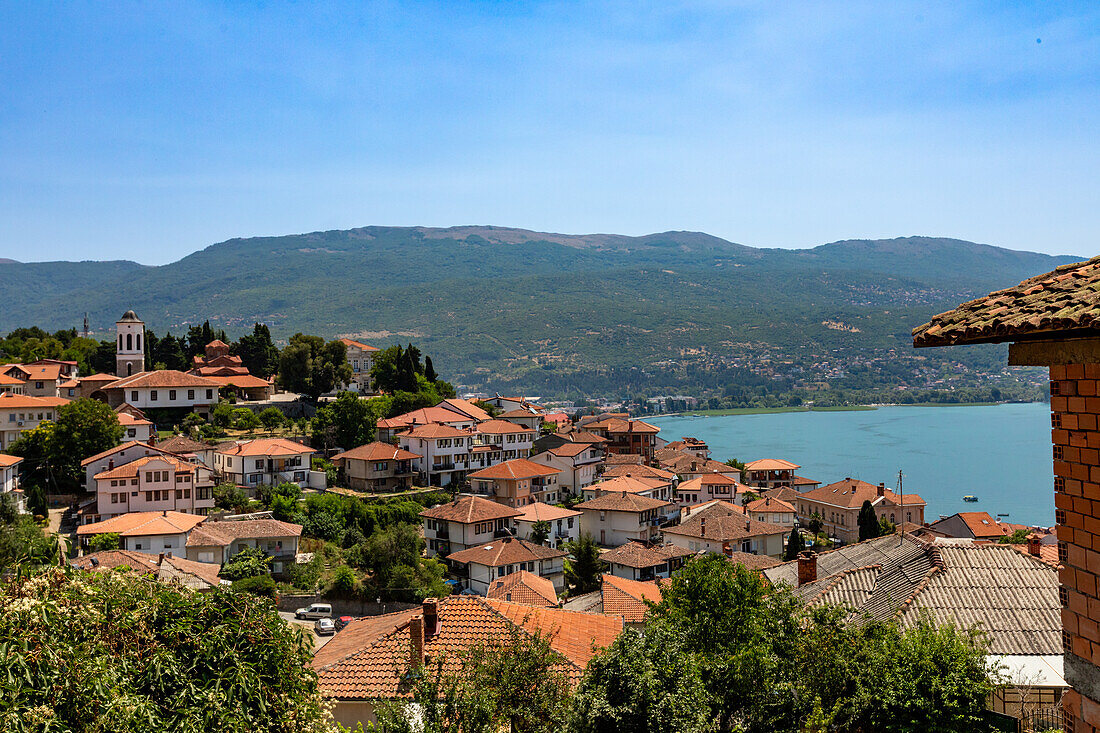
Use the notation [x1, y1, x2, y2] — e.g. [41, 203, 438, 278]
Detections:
[515, 501, 582, 522]
[438, 398, 493, 422]
[486, 570, 558, 607]
[77, 511, 206, 537]
[600, 541, 692, 568]
[744, 458, 800, 471]
[601, 574, 661, 623]
[446, 537, 567, 567]
[313, 597, 623, 698]
[332, 441, 420, 463]
[420, 495, 522, 524]
[575, 491, 671, 513]
[800, 477, 926, 509]
[0, 454, 23, 467]
[601, 464, 677, 481]
[80, 373, 121, 382]
[71, 549, 160, 573]
[185, 519, 302, 547]
[117, 411, 153, 427]
[338, 337, 380, 352]
[11, 363, 63, 381]
[108, 370, 222, 390]
[202, 374, 273, 389]
[157, 435, 211, 454]
[475, 419, 534, 435]
[79, 440, 173, 467]
[913, 256, 1100, 347]
[664, 502, 787, 542]
[94, 454, 197, 480]
[0, 393, 69, 410]
[216, 438, 314, 457]
[555, 431, 607, 444]
[727, 551, 783, 570]
[603, 453, 644, 465]
[543, 443, 593, 458]
[399, 423, 471, 439]
[676, 472, 742, 489]
[585, 417, 660, 434]
[588, 475, 669, 496]
[468, 458, 560, 481]
[378, 405, 475, 430]
[745, 496, 796, 513]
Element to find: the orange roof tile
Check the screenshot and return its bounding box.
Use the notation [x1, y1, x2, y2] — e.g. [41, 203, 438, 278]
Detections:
[117, 411, 153, 427]
[0, 454, 23, 467]
[486, 570, 558, 607]
[600, 541, 692, 568]
[108, 369, 222, 390]
[77, 510, 206, 537]
[202, 374, 273, 389]
[338, 337, 380, 352]
[588, 475, 669, 495]
[185, 518, 302, 547]
[420, 495, 522, 524]
[332, 441, 420, 463]
[601, 464, 677, 480]
[79, 440, 173, 467]
[71, 549, 159, 573]
[799, 477, 926, 509]
[543, 443, 594, 458]
[399, 423, 471, 439]
[467, 458, 560, 481]
[601, 574, 662, 623]
[94, 454, 197, 480]
[313, 597, 622, 698]
[515, 501, 582, 522]
[216, 437, 315, 457]
[665, 502, 787, 542]
[446, 537, 567, 567]
[744, 458, 800, 471]
[438, 398, 493, 422]
[575, 491, 671, 513]
[0, 393, 69, 410]
[745, 496, 796, 513]
[475, 419, 534, 435]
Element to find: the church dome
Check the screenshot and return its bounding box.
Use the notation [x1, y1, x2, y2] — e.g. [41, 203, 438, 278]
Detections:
[117, 310, 142, 323]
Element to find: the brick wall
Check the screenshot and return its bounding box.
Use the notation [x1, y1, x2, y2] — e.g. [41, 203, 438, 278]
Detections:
[1050, 363, 1100, 733]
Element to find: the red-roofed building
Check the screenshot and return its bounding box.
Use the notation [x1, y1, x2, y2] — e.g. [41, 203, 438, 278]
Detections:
[331, 441, 420, 492]
[514, 501, 582, 548]
[76, 510, 207, 554]
[928, 511, 1034, 540]
[420, 495, 523, 557]
[583, 416, 661, 461]
[742, 458, 801, 489]
[794, 477, 926, 544]
[674, 472, 753, 507]
[467, 458, 563, 507]
[337, 338, 381, 394]
[313, 597, 623, 729]
[664, 501, 788, 558]
[101, 369, 221, 415]
[486, 569, 558, 607]
[0, 393, 69, 450]
[447, 536, 568, 594]
[531, 440, 605, 496]
[90, 453, 215, 522]
[213, 438, 319, 490]
[575, 491, 672, 546]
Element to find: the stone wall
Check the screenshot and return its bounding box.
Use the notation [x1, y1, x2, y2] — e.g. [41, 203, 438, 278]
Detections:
[277, 593, 417, 618]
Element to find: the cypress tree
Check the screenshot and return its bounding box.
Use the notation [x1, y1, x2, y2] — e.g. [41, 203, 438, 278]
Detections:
[424, 355, 437, 382]
[784, 527, 802, 561]
[858, 499, 881, 541]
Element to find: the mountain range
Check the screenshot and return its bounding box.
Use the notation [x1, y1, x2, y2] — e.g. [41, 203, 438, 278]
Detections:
[0, 226, 1083, 397]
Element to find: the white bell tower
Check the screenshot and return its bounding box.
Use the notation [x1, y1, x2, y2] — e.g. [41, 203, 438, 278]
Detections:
[116, 310, 145, 377]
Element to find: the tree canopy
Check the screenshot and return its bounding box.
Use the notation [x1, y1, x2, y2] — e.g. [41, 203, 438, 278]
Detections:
[858, 500, 882, 541]
[312, 391, 375, 451]
[10, 398, 124, 493]
[278, 334, 353, 399]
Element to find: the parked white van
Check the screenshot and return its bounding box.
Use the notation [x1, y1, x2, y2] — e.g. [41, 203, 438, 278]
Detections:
[294, 603, 332, 620]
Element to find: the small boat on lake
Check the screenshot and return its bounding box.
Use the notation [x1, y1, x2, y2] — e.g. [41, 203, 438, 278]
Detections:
[963, 495, 979, 502]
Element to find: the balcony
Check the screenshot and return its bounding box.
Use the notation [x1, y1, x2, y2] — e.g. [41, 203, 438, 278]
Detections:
[433, 462, 456, 472]
[434, 526, 450, 539]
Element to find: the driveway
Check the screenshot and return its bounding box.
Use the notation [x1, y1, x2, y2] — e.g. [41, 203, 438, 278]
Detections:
[278, 611, 335, 652]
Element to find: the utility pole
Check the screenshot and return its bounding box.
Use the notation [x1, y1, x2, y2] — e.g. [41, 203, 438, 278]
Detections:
[83, 312, 89, 339]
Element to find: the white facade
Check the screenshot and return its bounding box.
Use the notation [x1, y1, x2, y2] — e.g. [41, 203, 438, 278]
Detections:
[94, 457, 215, 521]
[461, 556, 566, 596]
[531, 448, 602, 495]
[212, 446, 317, 490]
[122, 532, 188, 554]
[116, 312, 145, 378]
[515, 514, 579, 549]
[422, 515, 515, 557]
[117, 384, 218, 412]
[665, 530, 786, 558]
[400, 432, 472, 487]
[83, 442, 176, 490]
[578, 507, 663, 547]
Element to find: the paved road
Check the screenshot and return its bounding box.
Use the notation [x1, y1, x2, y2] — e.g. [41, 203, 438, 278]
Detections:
[278, 611, 335, 652]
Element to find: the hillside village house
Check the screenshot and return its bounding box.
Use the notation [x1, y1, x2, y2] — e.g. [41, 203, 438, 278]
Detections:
[486, 570, 559, 607]
[213, 438, 319, 490]
[156, 435, 215, 467]
[76, 510, 207, 555]
[674, 472, 752, 507]
[532, 430, 608, 456]
[745, 495, 797, 527]
[600, 463, 678, 483]
[575, 491, 672, 546]
[514, 501, 581, 549]
[117, 406, 155, 441]
[331, 441, 420, 492]
[313, 597, 623, 730]
[795, 478, 926, 544]
[583, 416, 661, 461]
[100, 370, 221, 416]
[420, 495, 522, 557]
[76, 373, 120, 399]
[472, 419, 534, 461]
[446, 536, 568, 595]
[339, 338, 380, 394]
[600, 540, 693, 581]
[657, 450, 740, 482]
[398, 423, 472, 487]
[467, 458, 562, 507]
[0, 372, 25, 395]
[664, 501, 788, 558]
[664, 436, 710, 458]
[742, 458, 801, 489]
[581, 474, 676, 510]
[186, 339, 274, 401]
[377, 406, 477, 442]
[531, 442, 603, 495]
[928, 511, 1034, 540]
[184, 518, 302, 573]
[81, 441, 182, 492]
[497, 407, 543, 432]
[91, 454, 215, 522]
[0, 393, 67, 450]
[909, 255, 1100, 732]
[1, 454, 23, 511]
[2, 360, 77, 397]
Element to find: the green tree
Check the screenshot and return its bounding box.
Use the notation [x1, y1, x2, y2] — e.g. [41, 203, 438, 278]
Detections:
[24, 483, 49, 519]
[311, 391, 375, 450]
[997, 528, 1031, 545]
[332, 565, 357, 595]
[572, 625, 716, 733]
[11, 399, 124, 494]
[564, 533, 602, 595]
[0, 514, 58, 571]
[232, 574, 276, 597]
[858, 500, 881, 542]
[724, 457, 746, 471]
[784, 527, 802, 561]
[530, 520, 552, 546]
[278, 334, 352, 399]
[0, 567, 327, 730]
[213, 482, 250, 513]
[270, 494, 299, 522]
[87, 532, 121, 552]
[234, 323, 280, 378]
[232, 408, 261, 431]
[259, 407, 285, 433]
[211, 401, 233, 428]
[424, 355, 438, 382]
[220, 547, 272, 580]
[9, 424, 53, 491]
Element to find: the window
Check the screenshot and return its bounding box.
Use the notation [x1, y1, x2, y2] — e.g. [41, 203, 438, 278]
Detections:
[227, 458, 233, 467]
[374, 462, 387, 471]
[150, 390, 158, 401]
[35, 381, 43, 389]
[6, 415, 12, 422]
[131, 479, 138, 486]
[183, 488, 190, 499]
[176, 490, 183, 499]
[206, 389, 213, 399]
[169, 390, 176, 400]
[255, 459, 264, 469]
[131, 391, 138, 402]
[146, 472, 153, 482]
[293, 471, 305, 481]
[127, 429, 136, 438]
[249, 474, 261, 484]
[600, 511, 606, 522]
[187, 389, 195, 400]
[134, 542, 143, 550]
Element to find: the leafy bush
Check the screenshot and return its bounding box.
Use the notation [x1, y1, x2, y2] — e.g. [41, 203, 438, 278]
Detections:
[331, 566, 357, 595]
[219, 547, 272, 581]
[284, 554, 322, 591]
[232, 574, 276, 597]
[87, 532, 121, 552]
[0, 568, 327, 731]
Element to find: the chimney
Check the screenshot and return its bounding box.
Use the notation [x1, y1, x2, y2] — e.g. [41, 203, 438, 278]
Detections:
[1028, 535, 1042, 557]
[745, 519, 751, 531]
[158, 552, 165, 564]
[409, 617, 425, 667]
[797, 551, 818, 586]
[423, 599, 440, 637]
[877, 482, 885, 498]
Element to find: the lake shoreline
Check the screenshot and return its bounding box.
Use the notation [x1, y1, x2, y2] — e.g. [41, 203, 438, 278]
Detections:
[658, 399, 1048, 418]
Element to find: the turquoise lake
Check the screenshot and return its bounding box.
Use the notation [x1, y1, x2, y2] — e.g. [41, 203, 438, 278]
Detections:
[649, 403, 1055, 526]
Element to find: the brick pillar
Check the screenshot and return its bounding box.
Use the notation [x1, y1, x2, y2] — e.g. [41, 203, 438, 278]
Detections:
[1051, 364, 1100, 733]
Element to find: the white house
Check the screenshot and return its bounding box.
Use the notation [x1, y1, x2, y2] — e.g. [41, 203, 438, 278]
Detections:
[213, 438, 320, 490]
[101, 370, 221, 415]
[575, 491, 672, 547]
[0, 454, 23, 512]
[339, 338, 380, 394]
[184, 518, 302, 573]
[514, 501, 582, 549]
[399, 423, 474, 487]
[76, 510, 207, 555]
[531, 443, 603, 496]
[92, 454, 216, 521]
[472, 420, 534, 461]
[445, 537, 568, 595]
[600, 540, 693, 582]
[663, 501, 788, 558]
[420, 495, 522, 557]
[0, 393, 68, 450]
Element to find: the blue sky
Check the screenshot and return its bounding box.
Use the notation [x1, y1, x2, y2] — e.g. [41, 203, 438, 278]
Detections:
[2, 1, 1098, 263]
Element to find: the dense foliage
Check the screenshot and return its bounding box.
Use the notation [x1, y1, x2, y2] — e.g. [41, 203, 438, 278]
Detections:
[10, 398, 124, 493]
[564, 534, 601, 595]
[0, 568, 328, 732]
[0, 495, 58, 572]
[278, 334, 353, 399]
[312, 391, 376, 451]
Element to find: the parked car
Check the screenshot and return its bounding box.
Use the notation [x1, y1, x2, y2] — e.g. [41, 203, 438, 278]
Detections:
[294, 603, 332, 620]
[335, 615, 354, 631]
[314, 618, 335, 636]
